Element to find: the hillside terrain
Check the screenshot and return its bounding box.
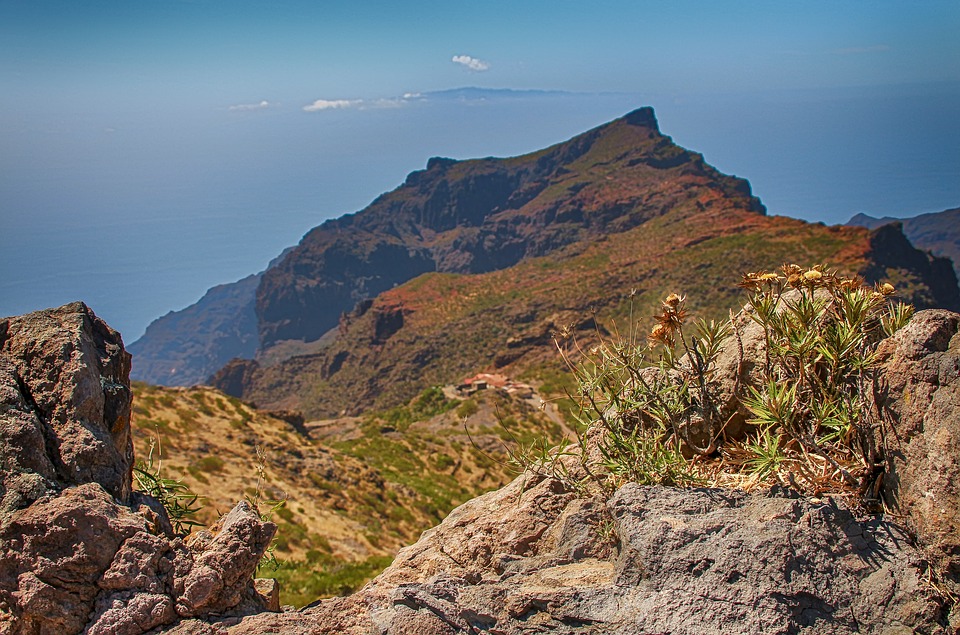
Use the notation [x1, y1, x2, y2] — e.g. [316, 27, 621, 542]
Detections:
[849, 207, 960, 282]
[3, 279, 959, 635]
[129, 380, 567, 606]
[215, 213, 958, 419]
[134, 108, 958, 420]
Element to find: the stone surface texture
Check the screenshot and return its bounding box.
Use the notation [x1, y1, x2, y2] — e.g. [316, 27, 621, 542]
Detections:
[0, 303, 276, 635]
[873, 310, 960, 591]
[180, 475, 953, 634]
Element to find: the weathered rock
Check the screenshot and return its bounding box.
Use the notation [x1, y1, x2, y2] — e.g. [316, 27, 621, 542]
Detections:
[177, 501, 277, 618]
[874, 309, 960, 591]
[0, 302, 133, 513]
[0, 303, 277, 635]
[211, 473, 952, 634]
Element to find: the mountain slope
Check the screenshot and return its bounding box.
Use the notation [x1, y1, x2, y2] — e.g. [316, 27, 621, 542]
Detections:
[256, 107, 766, 350]
[216, 207, 959, 419]
[849, 207, 960, 281]
[129, 248, 295, 386]
[131, 381, 566, 606]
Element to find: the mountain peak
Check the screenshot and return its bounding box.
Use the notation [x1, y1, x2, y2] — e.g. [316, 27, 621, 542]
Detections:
[621, 106, 659, 130]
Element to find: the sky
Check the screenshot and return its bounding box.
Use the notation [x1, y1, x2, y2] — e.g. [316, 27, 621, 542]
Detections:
[1, 1, 959, 340]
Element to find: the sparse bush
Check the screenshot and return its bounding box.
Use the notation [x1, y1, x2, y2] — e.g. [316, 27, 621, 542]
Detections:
[518, 264, 912, 502]
[193, 455, 225, 473]
[456, 399, 479, 419]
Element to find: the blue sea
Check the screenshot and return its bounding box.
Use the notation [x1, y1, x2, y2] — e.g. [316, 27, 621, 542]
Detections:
[1, 83, 958, 341]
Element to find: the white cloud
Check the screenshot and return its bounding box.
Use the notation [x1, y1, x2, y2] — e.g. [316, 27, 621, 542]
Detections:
[834, 44, 891, 55]
[228, 100, 273, 111]
[452, 55, 490, 72]
[302, 98, 362, 112]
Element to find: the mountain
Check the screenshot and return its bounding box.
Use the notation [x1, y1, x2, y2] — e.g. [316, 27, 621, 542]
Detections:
[254, 106, 766, 349]
[130, 107, 765, 385]
[128, 274, 260, 386]
[135, 107, 958, 403]
[848, 207, 960, 281]
[217, 208, 959, 420]
[209, 108, 958, 418]
[129, 248, 293, 386]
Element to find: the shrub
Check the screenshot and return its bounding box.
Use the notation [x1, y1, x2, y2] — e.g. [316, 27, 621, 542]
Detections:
[193, 455, 225, 473]
[519, 264, 912, 502]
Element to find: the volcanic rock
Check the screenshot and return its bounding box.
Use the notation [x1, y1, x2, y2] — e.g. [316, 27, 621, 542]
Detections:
[874, 309, 960, 593]
[175, 474, 954, 634]
[0, 303, 276, 635]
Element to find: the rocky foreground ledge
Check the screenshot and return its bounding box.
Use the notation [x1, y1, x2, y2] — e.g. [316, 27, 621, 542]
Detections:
[1, 303, 959, 634]
[0, 304, 277, 634]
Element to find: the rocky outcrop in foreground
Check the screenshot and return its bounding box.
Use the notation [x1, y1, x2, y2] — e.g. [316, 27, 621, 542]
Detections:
[0, 303, 277, 635]
[2, 303, 958, 634]
[166, 309, 960, 634]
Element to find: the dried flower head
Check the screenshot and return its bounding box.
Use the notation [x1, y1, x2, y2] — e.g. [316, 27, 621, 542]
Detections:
[803, 269, 823, 282]
[662, 293, 684, 309]
[648, 322, 672, 346]
[837, 276, 862, 291]
[781, 263, 803, 277]
[739, 271, 780, 292]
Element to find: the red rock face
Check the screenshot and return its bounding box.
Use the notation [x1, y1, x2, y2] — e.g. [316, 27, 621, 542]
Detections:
[0, 303, 277, 635]
[0, 302, 133, 507]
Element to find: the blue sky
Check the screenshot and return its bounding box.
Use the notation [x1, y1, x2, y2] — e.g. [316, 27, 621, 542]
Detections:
[4, 2, 958, 99]
[1, 1, 959, 339]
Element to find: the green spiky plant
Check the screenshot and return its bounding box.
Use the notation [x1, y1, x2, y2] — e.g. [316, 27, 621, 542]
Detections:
[133, 437, 204, 536]
[737, 265, 912, 497]
[517, 264, 913, 501]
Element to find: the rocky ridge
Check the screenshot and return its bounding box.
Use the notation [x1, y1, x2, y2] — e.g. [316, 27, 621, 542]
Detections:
[0, 304, 277, 634]
[215, 210, 959, 419]
[253, 106, 766, 350]
[131, 106, 768, 386]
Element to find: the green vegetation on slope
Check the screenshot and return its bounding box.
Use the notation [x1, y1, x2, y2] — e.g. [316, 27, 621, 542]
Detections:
[130, 382, 566, 607]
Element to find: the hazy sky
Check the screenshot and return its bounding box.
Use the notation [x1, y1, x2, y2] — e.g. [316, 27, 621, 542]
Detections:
[3, 1, 958, 109]
[2, 1, 959, 339]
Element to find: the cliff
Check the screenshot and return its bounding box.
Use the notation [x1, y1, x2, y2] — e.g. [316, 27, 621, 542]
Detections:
[849, 207, 960, 283]
[129, 274, 261, 387]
